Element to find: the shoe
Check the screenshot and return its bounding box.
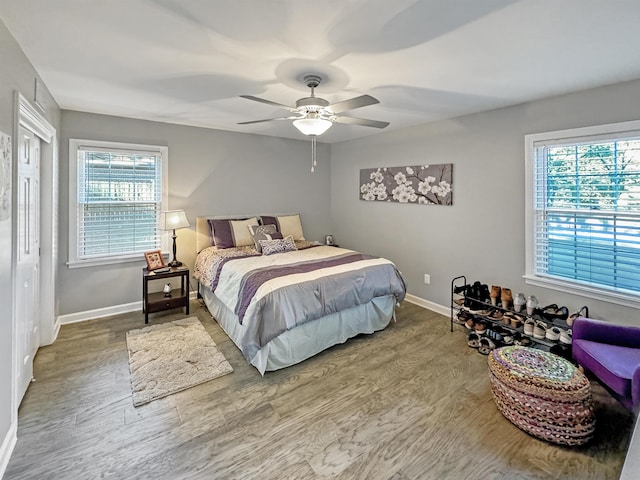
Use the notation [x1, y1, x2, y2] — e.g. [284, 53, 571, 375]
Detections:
[463, 284, 475, 309]
[502, 332, 514, 345]
[541, 303, 558, 320]
[514, 333, 532, 347]
[555, 306, 569, 320]
[488, 309, 504, 321]
[465, 316, 476, 330]
[467, 331, 480, 348]
[524, 319, 535, 336]
[510, 313, 525, 329]
[560, 329, 572, 345]
[485, 328, 504, 344]
[567, 306, 589, 327]
[542, 304, 569, 321]
[455, 310, 472, 325]
[467, 281, 484, 310]
[546, 326, 562, 342]
[453, 284, 470, 295]
[490, 285, 501, 306]
[474, 320, 488, 335]
[502, 311, 515, 325]
[533, 321, 548, 339]
[479, 284, 491, 304]
[513, 293, 526, 313]
[501, 288, 513, 310]
[526, 295, 539, 316]
[478, 337, 497, 355]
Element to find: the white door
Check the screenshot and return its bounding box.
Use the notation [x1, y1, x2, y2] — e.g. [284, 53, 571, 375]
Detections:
[15, 126, 40, 404]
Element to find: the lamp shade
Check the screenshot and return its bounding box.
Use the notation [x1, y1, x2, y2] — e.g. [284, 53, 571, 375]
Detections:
[163, 210, 190, 230]
[293, 116, 332, 136]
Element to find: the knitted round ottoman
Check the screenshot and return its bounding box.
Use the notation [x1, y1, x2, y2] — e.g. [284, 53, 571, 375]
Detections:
[488, 346, 595, 446]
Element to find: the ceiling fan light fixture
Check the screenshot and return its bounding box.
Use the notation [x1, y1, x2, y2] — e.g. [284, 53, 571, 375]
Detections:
[292, 116, 332, 136]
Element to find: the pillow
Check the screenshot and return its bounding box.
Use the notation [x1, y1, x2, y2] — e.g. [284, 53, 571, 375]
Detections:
[259, 235, 297, 256]
[248, 224, 284, 253]
[260, 214, 305, 241]
[209, 217, 259, 249]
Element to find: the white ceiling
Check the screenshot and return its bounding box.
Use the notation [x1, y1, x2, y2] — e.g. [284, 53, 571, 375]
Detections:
[2, 0, 640, 143]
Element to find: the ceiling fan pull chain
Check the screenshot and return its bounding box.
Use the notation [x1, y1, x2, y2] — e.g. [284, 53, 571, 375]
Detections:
[311, 135, 317, 173]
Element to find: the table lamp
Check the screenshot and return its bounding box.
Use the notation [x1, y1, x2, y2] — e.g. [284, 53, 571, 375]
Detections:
[163, 209, 190, 267]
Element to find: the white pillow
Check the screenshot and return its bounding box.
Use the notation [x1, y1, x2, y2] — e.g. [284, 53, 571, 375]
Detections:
[276, 214, 305, 241]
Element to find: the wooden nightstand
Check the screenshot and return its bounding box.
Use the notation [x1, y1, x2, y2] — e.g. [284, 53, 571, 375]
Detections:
[142, 266, 190, 323]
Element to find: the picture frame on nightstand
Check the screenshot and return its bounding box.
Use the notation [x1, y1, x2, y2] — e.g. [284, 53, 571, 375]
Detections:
[144, 249, 166, 271]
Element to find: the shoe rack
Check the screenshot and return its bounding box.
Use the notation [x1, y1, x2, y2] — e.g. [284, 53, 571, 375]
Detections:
[450, 275, 468, 333]
[451, 276, 587, 356]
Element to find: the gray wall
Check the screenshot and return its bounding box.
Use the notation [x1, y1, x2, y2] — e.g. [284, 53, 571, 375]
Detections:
[0, 18, 60, 469]
[59, 111, 331, 315]
[331, 78, 640, 325]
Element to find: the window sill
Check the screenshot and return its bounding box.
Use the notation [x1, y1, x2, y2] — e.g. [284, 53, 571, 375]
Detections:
[523, 274, 640, 310]
[67, 252, 169, 269]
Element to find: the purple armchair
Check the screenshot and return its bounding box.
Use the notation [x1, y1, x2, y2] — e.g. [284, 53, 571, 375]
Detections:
[572, 317, 640, 413]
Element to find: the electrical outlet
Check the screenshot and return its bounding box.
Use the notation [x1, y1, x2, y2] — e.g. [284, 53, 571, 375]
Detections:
[424, 274, 431, 284]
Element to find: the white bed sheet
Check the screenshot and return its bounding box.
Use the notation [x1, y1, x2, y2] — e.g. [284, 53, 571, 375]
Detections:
[201, 287, 395, 375]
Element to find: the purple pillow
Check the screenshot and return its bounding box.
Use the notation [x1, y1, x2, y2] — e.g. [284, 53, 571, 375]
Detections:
[208, 217, 258, 249]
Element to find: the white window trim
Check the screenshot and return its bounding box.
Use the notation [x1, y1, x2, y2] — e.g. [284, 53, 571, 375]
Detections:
[524, 119, 640, 309]
[67, 139, 169, 268]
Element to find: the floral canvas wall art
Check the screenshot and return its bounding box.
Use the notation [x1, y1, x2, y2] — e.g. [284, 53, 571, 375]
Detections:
[360, 164, 453, 205]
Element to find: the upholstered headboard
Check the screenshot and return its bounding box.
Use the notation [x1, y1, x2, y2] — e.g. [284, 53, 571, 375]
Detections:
[195, 216, 214, 253]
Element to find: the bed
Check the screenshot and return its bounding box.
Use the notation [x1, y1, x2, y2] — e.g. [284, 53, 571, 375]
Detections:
[193, 215, 406, 374]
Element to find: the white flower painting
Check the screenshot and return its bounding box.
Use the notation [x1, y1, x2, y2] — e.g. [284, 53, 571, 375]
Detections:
[360, 164, 453, 205]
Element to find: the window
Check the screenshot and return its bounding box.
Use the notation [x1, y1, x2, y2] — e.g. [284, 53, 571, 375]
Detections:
[68, 139, 168, 267]
[525, 120, 640, 307]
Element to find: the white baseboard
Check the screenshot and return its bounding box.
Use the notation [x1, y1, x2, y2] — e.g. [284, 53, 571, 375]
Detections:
[58, 300, 142, 325]
[404, 293, 449, 317]
[57, 292, 443, 326]
[40, 318, 62, 347]
[58, 291, 199, 325]
[0, 421, 17, 479]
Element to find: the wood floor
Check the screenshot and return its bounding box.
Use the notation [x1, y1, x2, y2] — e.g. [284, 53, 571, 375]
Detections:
[5, 301, 634, 479]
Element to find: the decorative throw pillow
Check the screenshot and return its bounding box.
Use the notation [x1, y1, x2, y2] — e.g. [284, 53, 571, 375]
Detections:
[260, 214, 305, 241]
[248, 224, 284, 252]
[259, 235, 297, 256]
[209, 217, 259, 249]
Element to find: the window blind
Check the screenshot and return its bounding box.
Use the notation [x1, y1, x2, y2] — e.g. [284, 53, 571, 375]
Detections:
[76, 148, 163, 259]
[533, 136, 640, 295]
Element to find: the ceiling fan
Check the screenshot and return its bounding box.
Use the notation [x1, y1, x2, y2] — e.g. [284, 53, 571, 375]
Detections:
[238, 74, 389, 137]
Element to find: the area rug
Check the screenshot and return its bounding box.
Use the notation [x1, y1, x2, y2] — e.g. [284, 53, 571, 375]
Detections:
[126, 317, 233, 407]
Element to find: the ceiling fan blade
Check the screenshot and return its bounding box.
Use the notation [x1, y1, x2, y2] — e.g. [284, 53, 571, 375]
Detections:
[333, 115, 389, 129]
[237, 116, 298, 125]
[240, 95, 297, 112]
[327, 94, 379, 114]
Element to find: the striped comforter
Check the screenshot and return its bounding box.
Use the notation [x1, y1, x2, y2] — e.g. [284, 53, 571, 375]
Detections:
[194, 244, 406, 362]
